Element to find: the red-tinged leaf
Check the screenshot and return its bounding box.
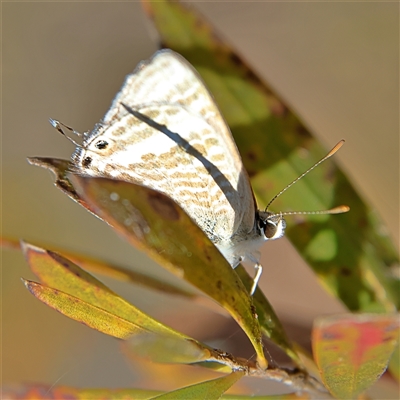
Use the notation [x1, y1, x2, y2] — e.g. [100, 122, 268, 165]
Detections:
[312, 313, 400, 399]
[70, 175, 267, 367]
[150, 371, 245, 400]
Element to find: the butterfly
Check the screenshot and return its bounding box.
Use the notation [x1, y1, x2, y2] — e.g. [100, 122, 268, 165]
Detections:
[51, 49, 348, 294]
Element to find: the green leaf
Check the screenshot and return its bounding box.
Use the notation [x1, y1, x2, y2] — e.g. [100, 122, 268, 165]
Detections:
[70, 175, 267, 367]
[142, 0, 399, 313]
[149, 371, 245, 400]
[312, 313, 400, 399]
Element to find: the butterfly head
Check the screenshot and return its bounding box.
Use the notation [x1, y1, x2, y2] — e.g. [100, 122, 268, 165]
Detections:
[257, 211, 286, 241]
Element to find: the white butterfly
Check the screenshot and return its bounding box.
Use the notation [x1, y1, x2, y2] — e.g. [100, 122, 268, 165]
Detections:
[51, 49, 347, 294]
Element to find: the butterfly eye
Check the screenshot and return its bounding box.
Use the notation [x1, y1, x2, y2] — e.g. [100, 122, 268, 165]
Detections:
[263, 221, 278, 239]
[268, 218, 286, 240]
[257, 212, 286, 240]
[95, 140, 108, 150]
[82, 156, 92, 167]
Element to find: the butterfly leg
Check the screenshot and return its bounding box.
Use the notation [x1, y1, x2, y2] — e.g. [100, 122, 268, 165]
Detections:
[250, 263, 263, 295]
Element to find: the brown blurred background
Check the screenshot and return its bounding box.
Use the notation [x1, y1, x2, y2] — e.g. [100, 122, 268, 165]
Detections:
[2, 1, 398, 393]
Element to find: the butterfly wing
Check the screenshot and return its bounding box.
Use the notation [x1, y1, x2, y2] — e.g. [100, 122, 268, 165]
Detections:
[73, 50, 256, 244]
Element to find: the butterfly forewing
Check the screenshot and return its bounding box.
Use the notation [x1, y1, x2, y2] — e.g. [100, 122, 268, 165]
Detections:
[73, 50, 257, 244]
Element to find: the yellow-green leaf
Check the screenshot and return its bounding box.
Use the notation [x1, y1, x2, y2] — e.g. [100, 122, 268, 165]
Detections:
[22, 245, 216, 366]
[22, 279, 147, 339]
[312, 313, 400, 399]
[142, 0, 399, 313]
[150, 371, 245, 400]
[21, 241, 182, 337]
[21, 242, 219, 366]
[70, 175, 266, 367]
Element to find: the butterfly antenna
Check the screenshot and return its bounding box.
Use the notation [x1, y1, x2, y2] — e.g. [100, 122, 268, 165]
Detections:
[49, 118, 82, 147]
[280, 205, 350, 217]
[265, 140, 346, 211]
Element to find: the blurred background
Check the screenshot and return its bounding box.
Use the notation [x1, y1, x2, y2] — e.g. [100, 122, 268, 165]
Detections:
[3, 1, 398, 394]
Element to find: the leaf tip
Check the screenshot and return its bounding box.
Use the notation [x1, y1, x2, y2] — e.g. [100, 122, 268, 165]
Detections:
[20, 240, 45, 257]
[21, 277, 32, 291]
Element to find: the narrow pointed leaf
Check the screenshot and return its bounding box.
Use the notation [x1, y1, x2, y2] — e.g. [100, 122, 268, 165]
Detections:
[23, 279, 150, 339]
[22, 242, 241, 368]
[150, 371, 245, 400]
[21, 242, 222, 367]
[21, 241, 183, 337]
[312, 313, 400, 399]
[142, 0, 399, 313]
[71, 175, 266, 367]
